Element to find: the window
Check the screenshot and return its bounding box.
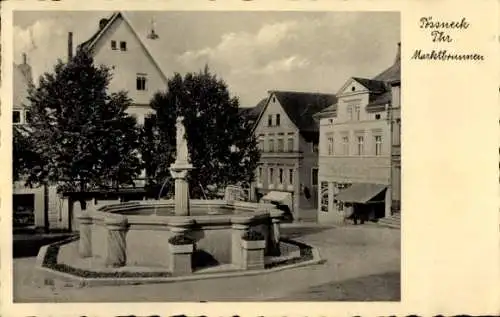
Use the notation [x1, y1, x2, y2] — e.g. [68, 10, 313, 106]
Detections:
[269, 168, 274, 184]
[375, 114, 381, 120]
[258, 167, 263, 183]
[13, 111, 21, 124]
[327, 134, 334, 155]
[25, 110, 31, 123]
[287, 137, 294, 152]
[268, 139, 275, 152]
[111, 40, 117, 50]
[136, 74, 147, 91]
[354, 106, 361, 121]
[276, 114, 281, 126]
[289, 169, 294, 185]
[312, 168, 318, 186]
[347, 105, 353, 120]
[120, 41, 127, 51]
[375, 135, 382, 156]
[258, 139, 264, 151]
[277, 138, 284, 152]
[279, 168, 284, 185]
[268, 114, 273, 127]
[342, 136, 349, 155]
[357, 136, 364, 155]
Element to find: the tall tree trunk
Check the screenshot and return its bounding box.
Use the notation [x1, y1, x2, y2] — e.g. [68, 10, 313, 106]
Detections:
[79, 180, 87, 211]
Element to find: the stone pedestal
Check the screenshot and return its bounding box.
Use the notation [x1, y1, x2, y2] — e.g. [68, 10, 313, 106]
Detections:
[269, 210, 284, 255]
[168, 243, 194, 275]
[169, 218, 194, 235]
[104, 216, 128, 268]
[231, 216, 252, 268]
[169, 163, 193, 216]
[77, 212, 93, 258]
[241, 239, 266, 270]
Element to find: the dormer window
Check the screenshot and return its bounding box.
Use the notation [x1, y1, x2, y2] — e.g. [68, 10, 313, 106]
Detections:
[120, 41, 127, 51]
[111, 40, 117, 50]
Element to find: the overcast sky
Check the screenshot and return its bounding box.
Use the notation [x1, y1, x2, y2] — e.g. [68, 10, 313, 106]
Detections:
[14, 11, 400, 107]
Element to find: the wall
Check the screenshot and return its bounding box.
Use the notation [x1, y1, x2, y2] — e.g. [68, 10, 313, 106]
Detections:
[13, 182, 44, 228]
[253, 93, 319, 217]
[92, 17, 167, 124]
[317, 78, 392, 223]
[297, 133, 319, 211]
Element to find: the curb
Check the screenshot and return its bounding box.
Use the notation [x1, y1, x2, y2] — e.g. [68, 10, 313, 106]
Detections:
[35, 239, 325, 287]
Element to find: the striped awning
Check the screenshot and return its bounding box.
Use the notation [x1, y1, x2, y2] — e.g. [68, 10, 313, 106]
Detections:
[335, 183, 387, 204]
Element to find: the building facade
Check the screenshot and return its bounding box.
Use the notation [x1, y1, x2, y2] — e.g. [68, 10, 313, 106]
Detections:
[78, 12, 169, 126]
[390, 80, 401, 213]
[316, 43, 401, 224]
[251, 91, 336, 221]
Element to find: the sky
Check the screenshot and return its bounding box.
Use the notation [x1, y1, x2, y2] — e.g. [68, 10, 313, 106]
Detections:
[13, 11, 400, 107]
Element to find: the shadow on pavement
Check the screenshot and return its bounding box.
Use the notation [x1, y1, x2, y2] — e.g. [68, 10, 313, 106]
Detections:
[13, 233, 76, 258]
[280, 226, 333, 239]
[267, 271, 400, 301]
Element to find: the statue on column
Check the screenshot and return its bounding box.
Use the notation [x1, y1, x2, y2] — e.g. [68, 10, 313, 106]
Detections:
[175, 116, 189, 164]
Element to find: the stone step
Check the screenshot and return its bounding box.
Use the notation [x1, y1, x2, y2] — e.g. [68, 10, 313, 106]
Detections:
[377, 215, 401, 229]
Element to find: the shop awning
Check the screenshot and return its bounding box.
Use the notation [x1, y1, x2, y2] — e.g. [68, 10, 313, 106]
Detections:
[335, 183, 387, 204]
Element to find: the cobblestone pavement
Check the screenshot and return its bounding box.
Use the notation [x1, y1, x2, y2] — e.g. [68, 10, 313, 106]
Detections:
[13, 225, 400, 302]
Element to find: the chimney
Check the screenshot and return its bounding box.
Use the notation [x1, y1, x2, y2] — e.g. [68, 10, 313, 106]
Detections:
[99, 18, 108, 30]
[22, 53, 27, 65]
[68, 32, 73, 61]
[395, 42, 401, 64]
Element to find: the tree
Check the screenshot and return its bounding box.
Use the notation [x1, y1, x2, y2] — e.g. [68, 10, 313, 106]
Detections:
[13, 125, 38, 182]
[140, 67, 260, 199]
[23, 49, 142, 209]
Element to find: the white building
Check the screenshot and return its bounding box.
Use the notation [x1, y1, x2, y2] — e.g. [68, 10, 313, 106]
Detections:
[77, 12, 169, 125]
[315, 43, 401, 224]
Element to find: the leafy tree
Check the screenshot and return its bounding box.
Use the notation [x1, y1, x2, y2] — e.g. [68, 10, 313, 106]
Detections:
[140, 67, 260, 199]
[13, 125, 39, 182]
[23, 49, 142, 209]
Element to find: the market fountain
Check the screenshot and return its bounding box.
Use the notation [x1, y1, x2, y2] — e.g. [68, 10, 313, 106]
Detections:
[75, 116, 285, 274]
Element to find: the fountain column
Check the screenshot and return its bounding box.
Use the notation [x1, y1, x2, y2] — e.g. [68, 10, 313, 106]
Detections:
[170, 116, 194, 216]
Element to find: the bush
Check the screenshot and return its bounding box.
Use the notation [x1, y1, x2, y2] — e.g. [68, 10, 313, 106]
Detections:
[168, 234, 194, 245]
[43, 243, 172, 278]
[242, 230, 264, 241]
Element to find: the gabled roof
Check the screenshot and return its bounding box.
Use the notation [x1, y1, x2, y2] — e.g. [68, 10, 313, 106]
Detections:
[367, 43, 402, 111]
[373, 42, 401, 84]
[351, 77, 387, 93]
[239, 97, 267, 122]
[77, 11, 168, 83]
[313, 103, 337, 120]
[253, 90, 337, 142]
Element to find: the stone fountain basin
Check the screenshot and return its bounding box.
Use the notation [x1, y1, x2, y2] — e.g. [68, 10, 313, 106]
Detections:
[87, 200, 282, 269]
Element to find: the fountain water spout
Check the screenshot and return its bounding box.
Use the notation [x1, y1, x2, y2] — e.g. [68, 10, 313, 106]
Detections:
[169, 116, 194, 216]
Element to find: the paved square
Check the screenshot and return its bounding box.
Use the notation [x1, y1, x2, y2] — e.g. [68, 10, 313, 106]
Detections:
[13, 225, 400, 302]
